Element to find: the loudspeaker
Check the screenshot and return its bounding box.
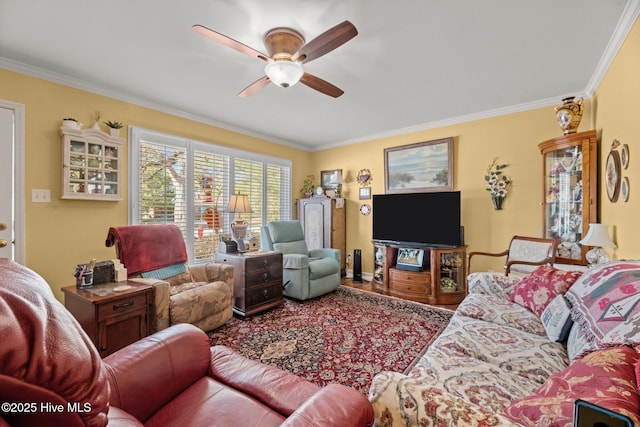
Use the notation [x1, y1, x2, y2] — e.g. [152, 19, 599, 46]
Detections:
[352, 249, 363, 283]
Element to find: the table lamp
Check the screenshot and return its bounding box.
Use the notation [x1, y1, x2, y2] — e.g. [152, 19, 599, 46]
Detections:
[579, 223, 616, 267]
[225, 192, 253, 252]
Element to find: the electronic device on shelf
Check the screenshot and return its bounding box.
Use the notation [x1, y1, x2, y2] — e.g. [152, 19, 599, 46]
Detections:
[395, 248, 425, 272]
[372, 191, 462, 247]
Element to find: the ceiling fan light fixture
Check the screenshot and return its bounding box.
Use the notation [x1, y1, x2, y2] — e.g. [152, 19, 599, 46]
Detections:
[265, 60, 304, 88]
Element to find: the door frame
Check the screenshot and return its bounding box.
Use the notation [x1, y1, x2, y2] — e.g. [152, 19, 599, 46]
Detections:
[1, 100, 25, 263]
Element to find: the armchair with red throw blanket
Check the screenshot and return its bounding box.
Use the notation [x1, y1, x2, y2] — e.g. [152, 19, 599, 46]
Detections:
[105, 224, 233, 332]
[0, 259, 374, 427]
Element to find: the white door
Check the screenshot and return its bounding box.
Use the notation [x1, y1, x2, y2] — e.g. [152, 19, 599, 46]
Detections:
[0, 101, 25, 262]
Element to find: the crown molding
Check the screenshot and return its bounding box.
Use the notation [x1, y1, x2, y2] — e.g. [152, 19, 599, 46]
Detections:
[312, 94, 589, 151]
[0, 57, 308, 151]
[585, 0, 640, 96]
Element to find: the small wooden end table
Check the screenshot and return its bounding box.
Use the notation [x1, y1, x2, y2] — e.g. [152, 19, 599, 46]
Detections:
[62, 281, 152, 357]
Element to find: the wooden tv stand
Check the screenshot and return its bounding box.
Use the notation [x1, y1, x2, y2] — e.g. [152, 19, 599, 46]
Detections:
[372, 240, 467, 308]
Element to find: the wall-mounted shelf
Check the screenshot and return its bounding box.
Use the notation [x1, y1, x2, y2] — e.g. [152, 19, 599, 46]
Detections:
[59, 126, 124, 201]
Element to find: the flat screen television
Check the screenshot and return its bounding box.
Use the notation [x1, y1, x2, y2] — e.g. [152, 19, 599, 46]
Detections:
[372, 191, 462, 247]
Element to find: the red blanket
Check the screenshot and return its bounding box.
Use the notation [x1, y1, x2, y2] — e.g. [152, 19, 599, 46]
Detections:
[105, 224, 188, 275]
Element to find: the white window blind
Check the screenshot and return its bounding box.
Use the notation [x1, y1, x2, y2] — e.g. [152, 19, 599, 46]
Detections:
[136, 140, 187, 234]
[193, 150, 229, 261]
[266, 163, 291, 223]
[129, 127, 292, 263]
[234, 158, 263, 238]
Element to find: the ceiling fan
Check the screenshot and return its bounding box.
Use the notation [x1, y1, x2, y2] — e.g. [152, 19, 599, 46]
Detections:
[192, 20, 357, 98]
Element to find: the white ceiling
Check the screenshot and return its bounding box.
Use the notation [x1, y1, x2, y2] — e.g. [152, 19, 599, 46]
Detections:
[0, 0, 638, 151]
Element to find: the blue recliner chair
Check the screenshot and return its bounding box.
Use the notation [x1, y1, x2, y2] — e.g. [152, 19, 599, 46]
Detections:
[261, 220, 341, 300]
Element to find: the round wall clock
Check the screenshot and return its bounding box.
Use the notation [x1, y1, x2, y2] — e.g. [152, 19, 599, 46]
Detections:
[606, 150, 621, 202]
[359, 203, 371, 216]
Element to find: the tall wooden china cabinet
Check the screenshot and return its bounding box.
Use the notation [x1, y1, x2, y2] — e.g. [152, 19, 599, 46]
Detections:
[538, 130, 597, 265]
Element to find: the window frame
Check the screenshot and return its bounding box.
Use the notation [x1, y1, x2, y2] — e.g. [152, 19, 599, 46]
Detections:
[129, 126, 292, 262]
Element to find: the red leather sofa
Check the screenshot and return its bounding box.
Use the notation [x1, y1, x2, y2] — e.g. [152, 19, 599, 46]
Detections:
[0, 259, 373, 426]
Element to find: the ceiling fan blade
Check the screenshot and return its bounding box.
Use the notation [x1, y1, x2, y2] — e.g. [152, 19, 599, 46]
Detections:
[293, 21, 357, 64]
[192, 24, 269, 61]
[300, 73, 344, 98]
[238, 76, 271, 97]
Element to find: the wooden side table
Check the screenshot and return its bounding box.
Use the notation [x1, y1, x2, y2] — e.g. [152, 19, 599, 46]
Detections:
[215, 251, 284, 318]
[62, 281, 152, 357]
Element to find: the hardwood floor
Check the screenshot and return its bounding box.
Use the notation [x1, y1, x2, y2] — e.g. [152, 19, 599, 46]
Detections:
[340, 277, 458, 310]
[340, 277, 373, 291]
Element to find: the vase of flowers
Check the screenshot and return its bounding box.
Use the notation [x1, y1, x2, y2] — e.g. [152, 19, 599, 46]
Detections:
[485, 158, 512, 210]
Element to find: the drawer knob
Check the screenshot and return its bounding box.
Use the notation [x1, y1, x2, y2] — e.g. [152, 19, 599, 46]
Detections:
[113, 300, 134, 310]
[263, 260, 268, 268]
[263, 273, 269, 282]
[99, 346, 107, 352]
[263, 289, 268, 298]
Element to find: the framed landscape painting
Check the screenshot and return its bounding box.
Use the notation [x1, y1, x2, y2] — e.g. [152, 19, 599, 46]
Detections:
[384, 137, 454, 193]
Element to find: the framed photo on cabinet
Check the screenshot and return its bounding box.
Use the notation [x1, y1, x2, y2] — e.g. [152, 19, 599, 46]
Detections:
[384, 137, 453, 193]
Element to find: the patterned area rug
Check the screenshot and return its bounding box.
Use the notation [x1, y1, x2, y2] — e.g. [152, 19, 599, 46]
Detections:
[208, 286, 452, 394]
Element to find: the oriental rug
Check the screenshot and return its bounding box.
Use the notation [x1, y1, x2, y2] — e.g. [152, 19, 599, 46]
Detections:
[208, 286, 452, 394]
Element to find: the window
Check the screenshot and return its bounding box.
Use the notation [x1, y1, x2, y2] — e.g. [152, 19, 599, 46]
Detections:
[129, 127, 292, 262]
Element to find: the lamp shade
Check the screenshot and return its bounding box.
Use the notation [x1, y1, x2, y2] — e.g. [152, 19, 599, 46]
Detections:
[225, 193, 253, 213]
[579, 223, 616, 248]
[264, 60, 304, 88]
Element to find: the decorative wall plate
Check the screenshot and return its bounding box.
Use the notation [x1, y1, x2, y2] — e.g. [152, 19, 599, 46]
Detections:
[621, 144, 630, 169]
[357, 168, 372, 186]
[606, 150, 621, 202]
[621, 176, 630, 202]
[359, 203, 371, 216]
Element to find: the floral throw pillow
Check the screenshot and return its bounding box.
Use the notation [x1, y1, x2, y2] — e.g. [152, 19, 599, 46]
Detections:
[509, 266, 583, 316]
[502, 345, 640, 426]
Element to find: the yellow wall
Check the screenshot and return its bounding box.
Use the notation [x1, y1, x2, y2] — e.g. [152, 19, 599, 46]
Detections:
[2, 14, 639, 298]
[593, 14, 640, 260]
[312, 105, 594, 275]
[0, 68, 311, 300]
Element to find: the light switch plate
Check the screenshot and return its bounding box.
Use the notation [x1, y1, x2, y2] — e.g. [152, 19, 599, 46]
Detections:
[32, 189, 51, 203]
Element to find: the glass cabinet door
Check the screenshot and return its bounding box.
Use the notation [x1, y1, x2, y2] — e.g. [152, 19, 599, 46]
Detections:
[437, 249, 465, 293]
[543, 145, 584, 261]
[539, 130, 597, 265]
[373, 245, 385, 283]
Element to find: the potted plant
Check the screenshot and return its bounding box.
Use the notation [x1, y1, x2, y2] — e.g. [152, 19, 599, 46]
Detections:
[300, 174, 315, 198]
[62, 117, 82, 130]
[104, 120, 124, 137]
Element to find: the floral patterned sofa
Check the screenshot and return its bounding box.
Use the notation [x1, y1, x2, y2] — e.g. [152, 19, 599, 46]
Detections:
[369, 261, 640, 426]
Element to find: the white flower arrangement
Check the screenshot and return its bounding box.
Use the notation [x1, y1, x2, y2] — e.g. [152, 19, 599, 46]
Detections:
[485, 158, 511, 199]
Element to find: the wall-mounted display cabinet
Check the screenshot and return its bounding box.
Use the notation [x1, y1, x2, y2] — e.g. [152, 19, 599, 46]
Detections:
[60, 127, 124, 200]
[538, 130, 597, 265]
